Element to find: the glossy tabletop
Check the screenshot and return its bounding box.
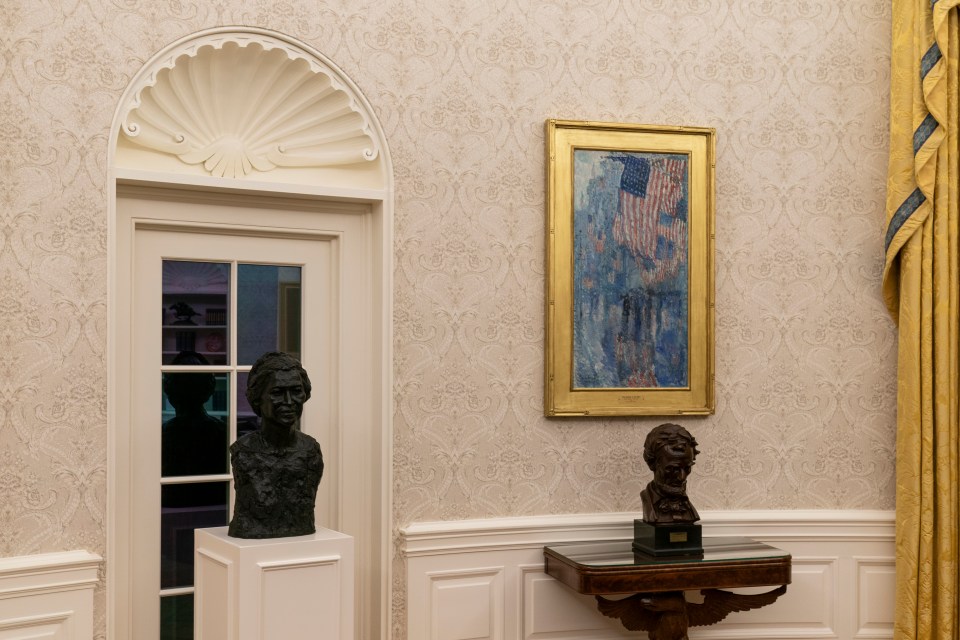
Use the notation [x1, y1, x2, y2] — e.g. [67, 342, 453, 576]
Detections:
[544, 537, 791, 595]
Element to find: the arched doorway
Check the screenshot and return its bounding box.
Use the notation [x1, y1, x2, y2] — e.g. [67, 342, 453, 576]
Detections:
[107, 27, 392, 640]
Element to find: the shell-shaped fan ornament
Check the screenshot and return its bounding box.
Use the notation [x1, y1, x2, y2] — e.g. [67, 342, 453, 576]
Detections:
[121, 41, 379, 178]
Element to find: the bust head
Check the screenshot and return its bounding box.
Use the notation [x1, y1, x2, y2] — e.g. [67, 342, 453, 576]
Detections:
[643, 423, 699, 498]
[246, 352, 312, 435]
[246, 351, 313, 417]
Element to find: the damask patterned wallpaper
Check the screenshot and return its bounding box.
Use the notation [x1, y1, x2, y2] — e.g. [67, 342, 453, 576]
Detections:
[2, 0, 893, 635]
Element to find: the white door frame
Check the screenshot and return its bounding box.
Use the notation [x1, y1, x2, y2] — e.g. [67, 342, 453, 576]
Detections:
[132, 221, 345, 639]
[106, 27, 393, 640]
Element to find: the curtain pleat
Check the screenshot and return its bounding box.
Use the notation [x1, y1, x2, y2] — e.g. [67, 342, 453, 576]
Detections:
[882, 1, 960, 638]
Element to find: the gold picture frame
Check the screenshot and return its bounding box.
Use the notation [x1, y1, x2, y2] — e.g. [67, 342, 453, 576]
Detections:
[545, 120, 715, 416]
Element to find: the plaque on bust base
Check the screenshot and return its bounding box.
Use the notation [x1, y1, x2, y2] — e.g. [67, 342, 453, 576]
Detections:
[632, 520, 703, 557]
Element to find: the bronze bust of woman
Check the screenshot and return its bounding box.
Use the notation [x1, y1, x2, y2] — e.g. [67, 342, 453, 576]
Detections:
[228, 352, 324, 538]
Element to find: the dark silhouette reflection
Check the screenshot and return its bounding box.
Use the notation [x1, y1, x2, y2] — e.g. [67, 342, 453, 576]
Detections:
[160, 351, 229, 590]
[161, 351, 228, 481]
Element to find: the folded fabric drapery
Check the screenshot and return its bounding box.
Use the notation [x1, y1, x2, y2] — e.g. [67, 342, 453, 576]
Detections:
[882, 1, 959, 638]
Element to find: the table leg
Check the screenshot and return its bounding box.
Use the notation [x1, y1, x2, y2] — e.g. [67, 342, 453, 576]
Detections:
[595, 591, 689, 640]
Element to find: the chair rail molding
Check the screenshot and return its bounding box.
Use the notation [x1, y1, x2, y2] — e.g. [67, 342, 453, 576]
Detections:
[402, 510, 895, 640]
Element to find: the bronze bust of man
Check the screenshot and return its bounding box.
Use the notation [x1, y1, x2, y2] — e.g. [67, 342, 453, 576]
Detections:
[228, 352, 324, 538]
[640, 423, 700, 525]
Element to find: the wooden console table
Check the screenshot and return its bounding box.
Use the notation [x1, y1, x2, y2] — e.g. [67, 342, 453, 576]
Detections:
[544, 537, 791, 640]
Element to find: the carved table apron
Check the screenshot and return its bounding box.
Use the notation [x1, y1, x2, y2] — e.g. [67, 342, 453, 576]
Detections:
[544, 537, 791, 640]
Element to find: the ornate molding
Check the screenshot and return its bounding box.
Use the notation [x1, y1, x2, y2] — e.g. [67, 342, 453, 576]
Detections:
[0, 549, 101, 598]
[401, 509, 897, 556]
[119, 33, 379, 178]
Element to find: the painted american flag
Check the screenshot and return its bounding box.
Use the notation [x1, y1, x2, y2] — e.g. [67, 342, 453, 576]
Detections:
[610, 155, 688, 283]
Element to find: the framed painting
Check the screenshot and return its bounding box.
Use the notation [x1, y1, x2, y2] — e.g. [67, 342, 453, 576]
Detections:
[544, 120, 715, 416]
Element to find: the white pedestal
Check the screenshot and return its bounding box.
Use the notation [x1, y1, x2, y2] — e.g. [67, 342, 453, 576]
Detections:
[194, 526, 354, 640]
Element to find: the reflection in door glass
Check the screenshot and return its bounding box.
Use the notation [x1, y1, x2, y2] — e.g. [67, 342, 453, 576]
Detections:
[162, 261, 230, 365]
[237, 265, 301, 365]
[160, 593, 194, 640]
[160, 482, 229, 590]
[161, 368, 229, 478]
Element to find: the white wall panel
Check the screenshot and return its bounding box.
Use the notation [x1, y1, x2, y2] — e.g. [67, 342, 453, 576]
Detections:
[428, 567, 504, 640]
[521, 566, 629, 640]
[404, 511, 894, 640]
[0, 551, 100, 640]
[854, 558, 895, 639]
[0, 612, 71, 640]
[692, 558, 837, 639]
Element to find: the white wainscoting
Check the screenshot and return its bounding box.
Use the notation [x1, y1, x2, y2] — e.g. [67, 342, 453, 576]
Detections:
[0, 550, 101, 640]
[402, 511, 895, 640]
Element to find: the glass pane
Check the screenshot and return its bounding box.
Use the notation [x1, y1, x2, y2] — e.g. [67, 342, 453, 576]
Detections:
[237, 264, 302, 365]
[544, 538, 790, 568]
[160, 593, 194, 640]
[162, 261, 230, 365]
[162, 373, 230, 477]
[160, 482, 229, 589]
[236, 372, 258, 439]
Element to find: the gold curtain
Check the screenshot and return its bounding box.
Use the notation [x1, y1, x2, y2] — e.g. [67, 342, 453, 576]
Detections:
[883, 0, 960, 637]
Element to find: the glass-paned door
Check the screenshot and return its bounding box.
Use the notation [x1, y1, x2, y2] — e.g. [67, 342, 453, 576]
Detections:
[133, 229, 335, 640]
